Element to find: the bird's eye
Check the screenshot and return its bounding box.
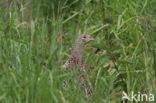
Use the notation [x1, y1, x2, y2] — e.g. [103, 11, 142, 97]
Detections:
[83, 36, 86, 38]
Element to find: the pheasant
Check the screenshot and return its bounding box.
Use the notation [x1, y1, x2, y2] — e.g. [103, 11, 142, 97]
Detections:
[62, 34, 94, 97]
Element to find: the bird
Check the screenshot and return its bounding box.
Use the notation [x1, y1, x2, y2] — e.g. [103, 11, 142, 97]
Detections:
[62, 34, 94, 97]
[62, 34, 94, 70]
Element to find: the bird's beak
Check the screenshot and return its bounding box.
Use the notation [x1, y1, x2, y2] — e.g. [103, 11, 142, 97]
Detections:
[90, 37, 94, 41]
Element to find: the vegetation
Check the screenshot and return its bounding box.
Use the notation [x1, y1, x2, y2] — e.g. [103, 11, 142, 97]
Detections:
[0, 0, 155, 103]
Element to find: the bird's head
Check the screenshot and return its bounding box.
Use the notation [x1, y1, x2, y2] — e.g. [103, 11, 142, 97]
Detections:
[76, 34, 94, 45]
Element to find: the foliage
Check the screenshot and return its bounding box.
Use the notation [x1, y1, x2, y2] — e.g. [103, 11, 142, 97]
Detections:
[0, 0, 155, 103]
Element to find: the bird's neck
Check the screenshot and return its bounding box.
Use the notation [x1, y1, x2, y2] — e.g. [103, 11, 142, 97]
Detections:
[74, 43, 84, 50]
[75, 41, 84, 46]
[72, 43, 84, 58]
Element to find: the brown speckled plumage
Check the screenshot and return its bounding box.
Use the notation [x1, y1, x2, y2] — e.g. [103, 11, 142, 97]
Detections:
[62, 34, 94, 97]
[62, 34, 94, 70]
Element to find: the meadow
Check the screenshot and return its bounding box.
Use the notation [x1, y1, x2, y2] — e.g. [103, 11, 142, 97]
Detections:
[0, 0, 156, 103]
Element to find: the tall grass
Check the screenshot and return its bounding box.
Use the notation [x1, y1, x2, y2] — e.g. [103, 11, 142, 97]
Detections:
[0, 0, 155, 103]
